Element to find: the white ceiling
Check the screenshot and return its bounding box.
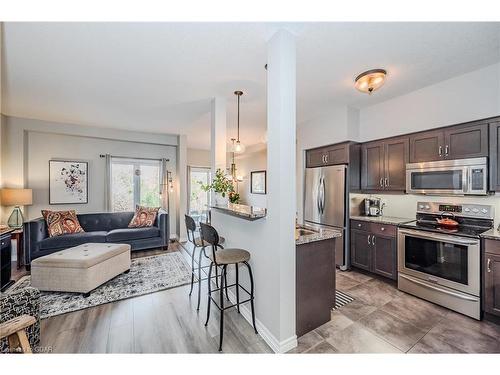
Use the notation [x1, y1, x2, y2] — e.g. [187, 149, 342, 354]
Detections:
[2, 22, 500, 149]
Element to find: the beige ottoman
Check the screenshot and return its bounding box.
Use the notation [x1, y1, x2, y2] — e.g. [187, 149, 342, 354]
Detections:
[31, 243, 131, 296]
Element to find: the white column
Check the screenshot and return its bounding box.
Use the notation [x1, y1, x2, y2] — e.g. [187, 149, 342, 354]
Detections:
[267, 29, 297, 344]
[210, 97, 227, 202]
[176, 134, 188, 241]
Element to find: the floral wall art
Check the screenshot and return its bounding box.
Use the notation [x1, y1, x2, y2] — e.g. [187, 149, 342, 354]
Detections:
[49, 160, 88, 204]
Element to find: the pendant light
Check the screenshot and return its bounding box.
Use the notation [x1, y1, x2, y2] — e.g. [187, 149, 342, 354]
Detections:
[232, 90, 246, 153]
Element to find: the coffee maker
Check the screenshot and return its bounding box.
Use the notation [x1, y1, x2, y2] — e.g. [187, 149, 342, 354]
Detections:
[364, 197, 383, 216]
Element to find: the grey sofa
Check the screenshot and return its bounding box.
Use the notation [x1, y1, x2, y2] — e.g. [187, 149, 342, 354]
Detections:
[24, 210, 169, 267]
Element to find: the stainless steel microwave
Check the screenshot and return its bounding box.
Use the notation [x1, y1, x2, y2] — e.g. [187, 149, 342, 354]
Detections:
[406, 157, 488, 196]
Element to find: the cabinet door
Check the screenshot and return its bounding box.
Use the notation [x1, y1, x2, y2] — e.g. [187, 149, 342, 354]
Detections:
[489, 122, 500, 191]
[372, 235, 397, 280]
[327, 143, 349, 165]
[384, 137, 409, 191]
[350, 229, 371, 271]
[409, 130, 444, 163]
[444, 123, 488, 160]
[306, 149, 328, 168]
[484, 253, 500, 316]
[361, 141, 385, 191]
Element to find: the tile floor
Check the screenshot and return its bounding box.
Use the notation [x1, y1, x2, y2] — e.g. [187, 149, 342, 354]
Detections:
[291, 268, 500, 354]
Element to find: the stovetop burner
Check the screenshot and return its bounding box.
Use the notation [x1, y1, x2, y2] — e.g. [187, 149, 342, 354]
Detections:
[399, 220, 491, 238]
[399, 201, 495, 238]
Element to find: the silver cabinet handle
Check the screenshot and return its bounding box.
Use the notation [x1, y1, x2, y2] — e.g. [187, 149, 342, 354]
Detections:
[439, 146, 443, 156]
[384, 177, 388, 187]
[373, 236, 376, 245]
[487, 258, 492, 273]
[380, 178, 383, 187]
[445, 145, 449, 156]
[381, 227, 385, 231]
[358, 223, 362, 227]
[367, 235, 371, 245]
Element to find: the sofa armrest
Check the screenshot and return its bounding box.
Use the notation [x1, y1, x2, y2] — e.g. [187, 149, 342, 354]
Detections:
[24, 217, 48, 265]
[157, 210, 169, 247]
[0, 287, 41, 353]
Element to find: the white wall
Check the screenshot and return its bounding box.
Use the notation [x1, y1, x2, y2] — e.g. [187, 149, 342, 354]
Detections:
[1, 116, 180, 235]
[234, 149, 267, 208]
[359, 63, 500, 141]
[296, 106, 360, 223]
[187, 148, 210, 167]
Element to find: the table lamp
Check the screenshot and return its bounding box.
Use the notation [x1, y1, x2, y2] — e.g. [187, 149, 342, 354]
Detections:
[0, 188, 33, 228]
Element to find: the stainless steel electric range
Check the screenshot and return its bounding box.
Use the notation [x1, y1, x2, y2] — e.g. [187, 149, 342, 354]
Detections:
[397, 202, 494, 320]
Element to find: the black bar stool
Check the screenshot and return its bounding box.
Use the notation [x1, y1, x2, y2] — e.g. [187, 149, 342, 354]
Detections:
[200, 222, 258, 352]
[185, 215, 225, 310]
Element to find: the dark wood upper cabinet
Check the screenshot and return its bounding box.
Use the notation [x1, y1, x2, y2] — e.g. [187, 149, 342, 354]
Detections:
[409, 122, 488, 163]
[444, 123, 488, 160]
[409, 129, 444, 162]
[306, 142, 350, 168]
[361, 137, 408, 192]
[361, 141, 384, 190]
[489, 122, 500, 192]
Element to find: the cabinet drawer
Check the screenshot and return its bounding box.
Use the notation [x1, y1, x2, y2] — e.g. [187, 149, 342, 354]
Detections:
[484, 239, 500, 256]
[370, 223, 397, 237]
[351, 220, 370, 232]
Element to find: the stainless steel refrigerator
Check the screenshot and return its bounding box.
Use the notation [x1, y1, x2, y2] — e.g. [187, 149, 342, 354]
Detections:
[304, 164, 347, 269]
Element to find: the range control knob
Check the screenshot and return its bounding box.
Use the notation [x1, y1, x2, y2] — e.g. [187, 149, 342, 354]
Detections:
[464, 208, 471, 212]
[481, 209, 488, 214]
[472, 208, 479, 213]
[419, 205, 425, 210]
[425, 205, 430, 210]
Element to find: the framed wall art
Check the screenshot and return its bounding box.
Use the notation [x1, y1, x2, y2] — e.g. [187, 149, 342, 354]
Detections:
[250, 170, 266, 195]
[49, 160, 89, 204]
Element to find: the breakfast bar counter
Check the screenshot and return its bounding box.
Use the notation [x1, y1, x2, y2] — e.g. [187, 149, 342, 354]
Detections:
[210, 203, 267, 221]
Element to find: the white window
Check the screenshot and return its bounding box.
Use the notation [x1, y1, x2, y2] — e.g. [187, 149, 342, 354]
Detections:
[110, 158, 162, 212]
[188, 166, 211, 224]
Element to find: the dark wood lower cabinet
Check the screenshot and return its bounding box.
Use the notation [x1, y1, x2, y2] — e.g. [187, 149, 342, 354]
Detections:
[372, 235, 397, 279]
[483, 239, 500, 318]
[350, 220, 397, 280]
[350, 229, 371, 271]
[296, 238, 335, 337]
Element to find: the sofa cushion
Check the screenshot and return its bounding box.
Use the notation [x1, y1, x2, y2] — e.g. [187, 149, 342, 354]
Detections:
[39, 231, 107, 250]
[128, 206, 160, 228]
[106, 227, 160, 242]
[41, 210, 84, 237]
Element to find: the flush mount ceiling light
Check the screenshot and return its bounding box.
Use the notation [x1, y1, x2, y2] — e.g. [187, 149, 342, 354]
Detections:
[230, 90, 246, 153]
[354, 69, 387, 94]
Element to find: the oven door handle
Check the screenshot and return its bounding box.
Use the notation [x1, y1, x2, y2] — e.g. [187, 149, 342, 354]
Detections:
[399, 274, 479, 302]
[398, 228, 479, 246]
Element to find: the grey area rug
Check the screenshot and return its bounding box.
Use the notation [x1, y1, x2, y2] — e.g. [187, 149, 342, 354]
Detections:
[9, 252, 191, 319]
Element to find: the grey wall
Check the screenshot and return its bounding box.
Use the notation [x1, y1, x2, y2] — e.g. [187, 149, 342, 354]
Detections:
[1, 115, 179, 235]
[234, 149, 267, 208]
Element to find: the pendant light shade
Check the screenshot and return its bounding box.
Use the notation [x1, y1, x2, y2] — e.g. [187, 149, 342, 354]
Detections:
[231, 90, 246, 153]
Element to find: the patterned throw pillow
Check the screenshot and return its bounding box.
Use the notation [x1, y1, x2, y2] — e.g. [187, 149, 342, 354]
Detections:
[41, 210, 85, 237]
[128, 205, 160, 228]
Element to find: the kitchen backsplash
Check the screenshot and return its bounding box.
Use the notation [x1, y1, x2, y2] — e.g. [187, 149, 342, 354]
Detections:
[350, 193, 500, 225]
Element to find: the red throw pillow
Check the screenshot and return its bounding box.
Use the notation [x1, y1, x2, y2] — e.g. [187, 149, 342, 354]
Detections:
[128, 205, 160, 228]
[41, 210, 85, 237]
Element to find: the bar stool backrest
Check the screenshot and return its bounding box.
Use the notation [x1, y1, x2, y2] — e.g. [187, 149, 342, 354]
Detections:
[185, 214, 197, 244]
[200, 222, 220, 264]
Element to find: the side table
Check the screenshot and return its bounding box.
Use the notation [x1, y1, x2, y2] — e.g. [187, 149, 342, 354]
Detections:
[11, 229, 24, 270]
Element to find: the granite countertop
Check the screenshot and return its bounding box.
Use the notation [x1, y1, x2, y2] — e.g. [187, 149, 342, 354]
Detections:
[480, 227, 500, 240]
[350, 215, 414, 226]
[295, 226, 342, 245]
[210, 203, 267, 221]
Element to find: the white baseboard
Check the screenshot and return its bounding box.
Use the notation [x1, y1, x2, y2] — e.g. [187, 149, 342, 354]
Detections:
[226, 288, 297, 354]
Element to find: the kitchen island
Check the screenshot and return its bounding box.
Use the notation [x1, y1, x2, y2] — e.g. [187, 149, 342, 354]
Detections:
[296, 225, 341, 337]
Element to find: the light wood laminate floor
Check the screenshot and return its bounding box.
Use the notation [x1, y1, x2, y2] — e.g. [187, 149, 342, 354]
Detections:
[39, 242, 272, 353]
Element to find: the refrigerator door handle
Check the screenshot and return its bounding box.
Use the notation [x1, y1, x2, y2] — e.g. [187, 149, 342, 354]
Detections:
[320, 176, 325, 214]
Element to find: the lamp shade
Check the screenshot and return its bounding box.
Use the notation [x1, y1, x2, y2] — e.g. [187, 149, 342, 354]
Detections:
[0, 188, 33, 206]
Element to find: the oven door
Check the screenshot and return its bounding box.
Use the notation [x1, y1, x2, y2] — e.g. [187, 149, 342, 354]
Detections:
[397, 228, 480, 296]
[406, 165, 467, 195]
